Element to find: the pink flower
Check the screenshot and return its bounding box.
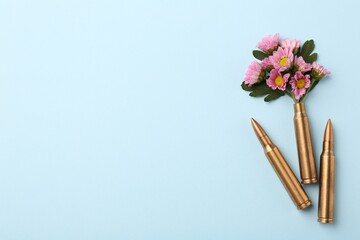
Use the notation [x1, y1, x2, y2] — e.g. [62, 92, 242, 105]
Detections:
[269, 47, 294, 72]
[260, 57, 273, 70]
[244, 61, 264, 86]
[280, 38, 301, 53]
[312, 62, 331, 80]
[290, 71, 311, 100]
[294, 56, 312, 72]
[256, 33, 280, 54]
[266, 69, 290, 91]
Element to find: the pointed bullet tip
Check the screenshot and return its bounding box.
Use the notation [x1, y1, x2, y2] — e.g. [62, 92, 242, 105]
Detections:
[324, 119, 334, 142]
[250, 118, 264, 136]
[251, 117, 258, 125]
[250, 118, 271, 146]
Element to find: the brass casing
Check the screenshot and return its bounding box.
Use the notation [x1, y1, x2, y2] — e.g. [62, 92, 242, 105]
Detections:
[251, 118, 312, 210]
[294, 103, 318, 184]
[318, 120, 335, 223]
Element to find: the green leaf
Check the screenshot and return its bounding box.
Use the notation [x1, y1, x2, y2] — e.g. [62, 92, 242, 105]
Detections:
[252, 50, 268, 61]
[264, 91, 285, 102]
[242, 81, 271, 97]
[249, 87, 272, 97]
[241, 81, 253, 91]
[241, 80, 286, 102]
[305, 53, 318, 63]
[300, 40, 315, 58]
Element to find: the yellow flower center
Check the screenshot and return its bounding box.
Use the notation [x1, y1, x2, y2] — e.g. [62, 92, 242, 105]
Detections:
[296, 79, 306, 89]
[279, 57, 288, 67]
[274, 76, 284, 86]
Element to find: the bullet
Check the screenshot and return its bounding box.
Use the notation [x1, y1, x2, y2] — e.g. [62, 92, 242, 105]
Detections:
[318, 119, 335, 223]
[294, 102, 318, 184]
[251, 118, 312, 210]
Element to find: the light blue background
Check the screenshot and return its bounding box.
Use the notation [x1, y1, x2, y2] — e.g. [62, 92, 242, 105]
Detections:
[0, 0, 359, 239]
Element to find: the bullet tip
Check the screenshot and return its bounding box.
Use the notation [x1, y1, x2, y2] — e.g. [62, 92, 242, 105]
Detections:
[324, 119, 334, 142]
[250, 118, 266, 138]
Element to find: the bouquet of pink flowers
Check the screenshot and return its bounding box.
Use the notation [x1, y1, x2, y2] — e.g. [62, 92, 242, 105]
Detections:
[242, 34, 330, 102]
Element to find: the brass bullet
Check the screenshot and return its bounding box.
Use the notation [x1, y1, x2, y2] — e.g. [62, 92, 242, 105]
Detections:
[318, 119, 335, 223]
[251, 118, 312, 210]
[294, 103, 318, 184]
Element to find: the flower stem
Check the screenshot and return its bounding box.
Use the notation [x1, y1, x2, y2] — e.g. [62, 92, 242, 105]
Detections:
[285, 91, 297, 103]
[300, 79, 317, 103]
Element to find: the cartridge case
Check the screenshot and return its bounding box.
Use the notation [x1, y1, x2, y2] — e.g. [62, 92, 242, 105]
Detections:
[318, 120, 335, 223]
[251, 118, 312, 210]
[293, 103, 318, 184]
